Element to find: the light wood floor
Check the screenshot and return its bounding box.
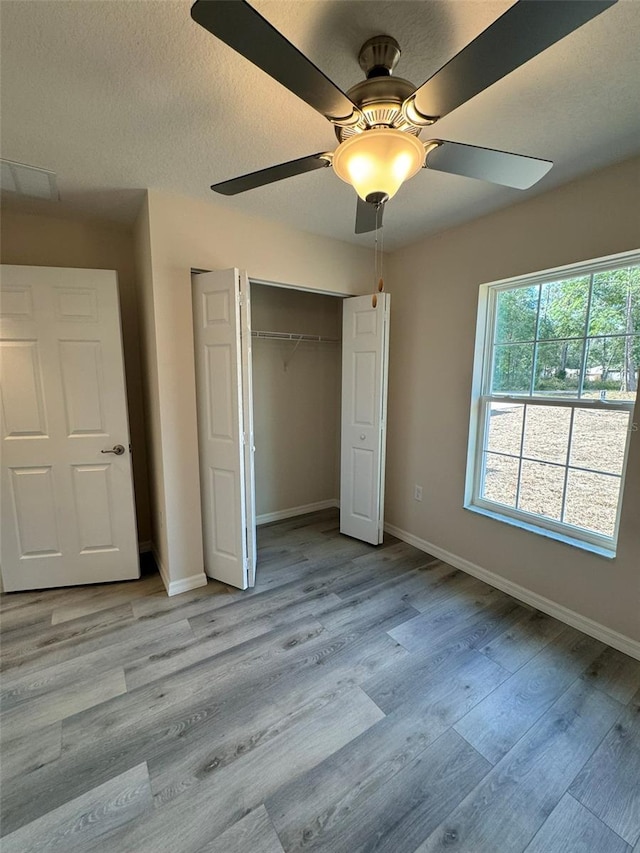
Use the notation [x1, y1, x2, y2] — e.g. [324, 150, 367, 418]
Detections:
[1, 509, 639, 853]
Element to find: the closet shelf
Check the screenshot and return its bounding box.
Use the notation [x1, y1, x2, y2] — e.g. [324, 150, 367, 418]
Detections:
[251, 330, 339, 344]
[251, 330, 339, 371]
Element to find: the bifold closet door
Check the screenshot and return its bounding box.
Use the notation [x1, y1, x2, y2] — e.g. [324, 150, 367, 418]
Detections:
[192, 269, 256, 589]
[340, 292, 390, 545]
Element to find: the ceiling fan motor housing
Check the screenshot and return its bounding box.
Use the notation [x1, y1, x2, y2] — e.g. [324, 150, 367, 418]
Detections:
[337, 76, 423, 141]
[336, 36, 423, 142]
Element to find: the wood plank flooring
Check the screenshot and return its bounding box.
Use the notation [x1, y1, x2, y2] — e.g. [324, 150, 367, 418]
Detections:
[1, 510, 639, 852]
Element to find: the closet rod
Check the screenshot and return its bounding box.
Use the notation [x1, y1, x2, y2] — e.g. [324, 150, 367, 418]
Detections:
[251, 330, 339, 344]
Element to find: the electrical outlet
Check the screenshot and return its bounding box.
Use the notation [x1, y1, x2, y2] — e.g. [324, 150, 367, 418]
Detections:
[414, 484, 423, 501]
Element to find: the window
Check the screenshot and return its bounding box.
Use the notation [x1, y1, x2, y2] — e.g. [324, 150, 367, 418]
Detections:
[466, 251, 639, 556]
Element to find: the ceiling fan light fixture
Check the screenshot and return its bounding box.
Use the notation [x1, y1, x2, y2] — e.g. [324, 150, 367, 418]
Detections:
[332, 128, 425, 202]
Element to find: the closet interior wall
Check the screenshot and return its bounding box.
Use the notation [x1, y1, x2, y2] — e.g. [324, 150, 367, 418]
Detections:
[250, 283, 343, 520]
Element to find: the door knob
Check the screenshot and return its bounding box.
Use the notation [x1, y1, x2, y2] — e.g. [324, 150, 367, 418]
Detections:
[101, 444, 125, 456]
[360, 434, 366, 440]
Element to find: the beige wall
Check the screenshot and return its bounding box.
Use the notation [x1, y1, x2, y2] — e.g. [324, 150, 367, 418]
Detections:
[1, 209, 151, 543]
[137, 189, 372, 584]
[386, 156, 640, 641]
[251, 284, 342, 516]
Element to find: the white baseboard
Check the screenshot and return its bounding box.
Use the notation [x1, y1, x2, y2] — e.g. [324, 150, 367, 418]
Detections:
[151, 543, 208, 597]
[257, 498, 339, 526]
[138, 540, 153, 554]
[385, 522, 640, 661]
[165, 573, 208, 596]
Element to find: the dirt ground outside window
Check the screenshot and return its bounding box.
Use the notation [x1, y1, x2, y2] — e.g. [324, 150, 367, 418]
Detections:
[482, 404, 632, 537]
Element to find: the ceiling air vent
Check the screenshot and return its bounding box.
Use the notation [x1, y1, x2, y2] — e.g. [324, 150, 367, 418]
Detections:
[1, 159, 58, 200]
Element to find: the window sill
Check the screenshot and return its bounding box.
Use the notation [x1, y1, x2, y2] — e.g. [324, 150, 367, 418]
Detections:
[464, 502, 616, 560]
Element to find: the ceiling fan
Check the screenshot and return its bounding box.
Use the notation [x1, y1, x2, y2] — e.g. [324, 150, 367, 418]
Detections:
[191, 0, 617, 234]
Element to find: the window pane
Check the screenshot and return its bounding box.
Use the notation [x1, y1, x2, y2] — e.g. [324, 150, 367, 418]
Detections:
[492, 344, 534, 394]
[564, 469, 621, 537]
[538, 276, 589, 340]
[482, 453, 519, 507]
[487, 403, 524, 456]
[582, 336, 638, 401]
[474, 259, 639, 551]
[589, 266, 640, 337]
[495, 286, 538, 343]
[518, 460, 564, 520]
[522, 405, 571, 464]
[569, 409, 630, 475]
[534, 340, 583, 397]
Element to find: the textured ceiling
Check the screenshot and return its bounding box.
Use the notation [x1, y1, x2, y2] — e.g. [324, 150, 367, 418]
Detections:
[1, 0, 639, 250]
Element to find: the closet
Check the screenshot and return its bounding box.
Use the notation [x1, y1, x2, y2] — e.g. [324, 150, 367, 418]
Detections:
[192, 269, 389, 591]
[250, 283, 342, 526]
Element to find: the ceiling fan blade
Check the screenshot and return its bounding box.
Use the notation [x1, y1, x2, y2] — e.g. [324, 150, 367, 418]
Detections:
[408, 1, 617, 123]
[425, 141, 552, 189]
[355, 197, 385, 234]
[191, 0, 361, 125]
[212, 153, 331, 196]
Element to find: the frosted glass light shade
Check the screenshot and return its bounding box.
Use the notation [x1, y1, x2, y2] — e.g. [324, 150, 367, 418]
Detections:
[332, 128, 426, 201]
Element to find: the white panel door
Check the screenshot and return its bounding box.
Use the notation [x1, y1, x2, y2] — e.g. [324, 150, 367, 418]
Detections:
[239, 272, 257, 586]
[340, 292, 390, 545]
[192, 270, 256, 589]
[0, 265, 139, 591]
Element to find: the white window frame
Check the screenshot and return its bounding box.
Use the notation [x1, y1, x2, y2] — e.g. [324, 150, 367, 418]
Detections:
[465, 249, 639, 558]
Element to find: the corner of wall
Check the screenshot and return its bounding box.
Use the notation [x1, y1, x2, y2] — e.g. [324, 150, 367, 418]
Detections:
[151, 542, 207, 597]
[133, 194, 170, 581]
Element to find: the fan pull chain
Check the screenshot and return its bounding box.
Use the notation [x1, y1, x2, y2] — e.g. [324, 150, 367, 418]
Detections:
[372, 203, 384, 308]
[378, 210, 384, 292]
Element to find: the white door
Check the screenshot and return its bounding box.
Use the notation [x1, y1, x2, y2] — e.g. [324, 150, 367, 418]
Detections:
[340, 292, 390, 545]
[192, 269, 256, 589]
[239, 273, 257, 586]
[0, 265, 139, 591]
